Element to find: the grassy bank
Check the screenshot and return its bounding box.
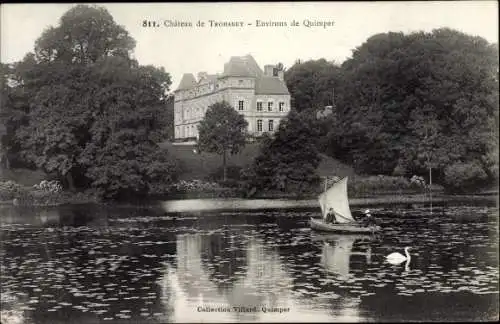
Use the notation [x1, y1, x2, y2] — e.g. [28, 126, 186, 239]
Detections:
[159, 141, 356, 180]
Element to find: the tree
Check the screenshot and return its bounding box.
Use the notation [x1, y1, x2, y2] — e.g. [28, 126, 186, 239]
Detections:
[243, 110, 321, 197]
[284, 59, 342, 112]
[6, 5, 178, 199]
[0, 63, 11, 169]
[327, 28, 498, 189]
[34, 5, 135, 65]
[1, 54, 47, 170]
[196, 101, 248, 181]
[149, 94, 175, 143]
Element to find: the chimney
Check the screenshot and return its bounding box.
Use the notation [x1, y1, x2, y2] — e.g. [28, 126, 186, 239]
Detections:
[197, 72, 208, 81]
[264, 65, 275, 76]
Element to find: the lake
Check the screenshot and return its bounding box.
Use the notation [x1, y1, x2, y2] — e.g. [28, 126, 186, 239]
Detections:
[0, 200, 498, 323]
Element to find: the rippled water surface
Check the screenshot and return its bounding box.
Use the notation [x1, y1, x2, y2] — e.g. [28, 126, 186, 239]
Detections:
[1, 202, 498, 323]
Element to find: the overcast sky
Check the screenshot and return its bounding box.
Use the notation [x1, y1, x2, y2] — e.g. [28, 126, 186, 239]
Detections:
[1, 2, 498, 91]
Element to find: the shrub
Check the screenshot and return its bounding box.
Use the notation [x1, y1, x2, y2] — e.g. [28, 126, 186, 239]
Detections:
[33, 180, 63, 193]
[443, 161, 489, 193]
[346, 175, 425, 196]
[172, 179, 221, 192]
[0, 180, 27, 201]
[410, 175, 426, 187]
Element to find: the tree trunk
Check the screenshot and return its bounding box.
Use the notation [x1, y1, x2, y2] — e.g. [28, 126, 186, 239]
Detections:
[0, 151, 10, 169]
[222, 150, 227, 182]
[66, 171, 75, 191]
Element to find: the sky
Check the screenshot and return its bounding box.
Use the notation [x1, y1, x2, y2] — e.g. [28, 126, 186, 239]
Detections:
[1, 2, 498, 91]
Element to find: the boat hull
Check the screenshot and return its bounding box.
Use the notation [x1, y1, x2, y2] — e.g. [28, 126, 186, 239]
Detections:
[310, 217, 381, 234]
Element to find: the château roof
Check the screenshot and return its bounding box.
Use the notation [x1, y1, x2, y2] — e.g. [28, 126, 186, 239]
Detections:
[176, 73, 197, 91]
[176, 55, 289, 95]
[255, 76, 290, 95]
[223, 55, 263, 78]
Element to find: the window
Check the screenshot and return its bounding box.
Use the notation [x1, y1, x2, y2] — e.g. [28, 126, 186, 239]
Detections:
[257, 101, 263, 111]
[268, 120, 274, 132]
[238, 79, 243, 84]
[279, 102, 285, 112]
[257, 119, 263, 132]
[238, 100, 244, 111]
[268, 101, 273, 111]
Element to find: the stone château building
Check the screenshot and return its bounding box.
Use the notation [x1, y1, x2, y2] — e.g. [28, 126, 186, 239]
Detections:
[173, 55, 291, 141]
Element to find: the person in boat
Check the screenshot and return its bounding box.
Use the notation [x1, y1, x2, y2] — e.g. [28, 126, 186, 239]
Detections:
[361, 209, 376, 227]
[325, 208, 338, 224]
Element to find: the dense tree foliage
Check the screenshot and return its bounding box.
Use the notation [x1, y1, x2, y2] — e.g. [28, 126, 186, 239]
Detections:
[284, 59, 342, 112]
[1, 5, 178, 199]
[286, 29, 498, 191]
[34, 5, 135, 65]
[196, 101, 248, 181]
[0, 63, 11, 168]
[243, 110, 321, 197]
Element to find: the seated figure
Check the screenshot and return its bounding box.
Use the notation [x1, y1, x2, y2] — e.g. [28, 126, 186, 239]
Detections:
[326, 208, 338, 224]
[361, 209, 376, 226]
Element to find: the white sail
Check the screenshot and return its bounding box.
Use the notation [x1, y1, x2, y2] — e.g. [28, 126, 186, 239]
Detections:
[318, 177, 355, 223]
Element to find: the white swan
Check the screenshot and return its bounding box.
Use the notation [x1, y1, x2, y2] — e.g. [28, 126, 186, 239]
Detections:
[386, 247, 411, 265]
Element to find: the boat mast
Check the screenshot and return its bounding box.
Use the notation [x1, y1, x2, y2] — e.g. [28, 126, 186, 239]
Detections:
[425, 126, 433, 214]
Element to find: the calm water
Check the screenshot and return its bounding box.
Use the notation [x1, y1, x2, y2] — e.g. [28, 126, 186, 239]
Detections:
[0, 201, 498, 323]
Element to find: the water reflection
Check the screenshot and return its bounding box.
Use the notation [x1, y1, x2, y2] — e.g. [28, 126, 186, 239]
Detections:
[165, 233, 326, 322]
[316, 234, 373, 278]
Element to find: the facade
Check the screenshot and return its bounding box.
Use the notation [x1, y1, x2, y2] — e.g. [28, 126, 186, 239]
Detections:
[173, 55, 291, 141]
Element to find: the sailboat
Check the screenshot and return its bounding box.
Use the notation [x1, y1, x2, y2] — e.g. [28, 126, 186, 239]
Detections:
[310, 177, 381, 233]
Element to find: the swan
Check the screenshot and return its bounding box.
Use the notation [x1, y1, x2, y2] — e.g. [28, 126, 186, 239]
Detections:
[386, 247, 411, 265]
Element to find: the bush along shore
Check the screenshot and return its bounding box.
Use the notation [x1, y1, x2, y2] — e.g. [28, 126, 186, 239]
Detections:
[0, 180, 101, 206]
[1, 175, 496, 207]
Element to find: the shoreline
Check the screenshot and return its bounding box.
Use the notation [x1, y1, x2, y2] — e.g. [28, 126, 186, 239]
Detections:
[2, 192, 496, 211]
[157, 193, 498, 213]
